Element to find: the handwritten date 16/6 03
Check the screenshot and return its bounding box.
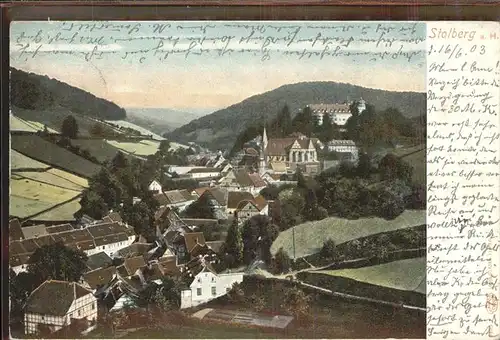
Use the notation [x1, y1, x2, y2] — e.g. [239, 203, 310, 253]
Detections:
[428, 44, 486, 58]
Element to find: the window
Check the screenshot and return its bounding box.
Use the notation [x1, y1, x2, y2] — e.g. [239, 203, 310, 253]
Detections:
[211, 286, 217, 296]
[78, 309, 81, 316]
[92, 303, 95, 310]
[197, 288, 202, 296]
[226, 287, 230, 293]
[211, 277, 215, 283]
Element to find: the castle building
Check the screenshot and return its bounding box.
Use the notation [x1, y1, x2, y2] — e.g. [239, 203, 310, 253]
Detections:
[308, 98, 366, 126]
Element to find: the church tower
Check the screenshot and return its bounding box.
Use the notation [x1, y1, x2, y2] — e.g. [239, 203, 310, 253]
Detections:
[259, 126, 268, 176]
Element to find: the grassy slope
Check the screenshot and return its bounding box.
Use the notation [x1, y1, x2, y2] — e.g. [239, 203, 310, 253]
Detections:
[10, 114, 58, 133]
[70, 139, 125, 163]
[270, 210, 425, 258]
[11, 134, 101, 178]
[11, 150, 51, 170]
[316, 257, 426, 294]
[10, 151, 88, 220]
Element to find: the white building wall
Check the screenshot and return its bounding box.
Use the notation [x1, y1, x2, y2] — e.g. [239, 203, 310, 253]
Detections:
[148, 181, 162, 193]
[24, 293, 97, 335]
[66, 293, 98, 324]
[189, 172, 220, 179]
[84, 236, 135, 257]
[180, 271, 244, 309]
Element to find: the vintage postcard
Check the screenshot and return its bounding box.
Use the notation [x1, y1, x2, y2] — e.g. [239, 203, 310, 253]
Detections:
[7, 20, 499, 339]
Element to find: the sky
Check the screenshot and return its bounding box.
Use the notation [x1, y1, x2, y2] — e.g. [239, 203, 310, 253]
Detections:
[10, 21, 426, 113]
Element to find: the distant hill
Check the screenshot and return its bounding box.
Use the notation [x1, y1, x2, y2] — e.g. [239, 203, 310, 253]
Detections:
[166, 81, 426, 151]
[10, 67, 126, 120]
[126, 107, 207, 135]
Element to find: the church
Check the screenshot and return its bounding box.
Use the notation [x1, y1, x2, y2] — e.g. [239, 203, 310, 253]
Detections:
[258, 128, 323, 175]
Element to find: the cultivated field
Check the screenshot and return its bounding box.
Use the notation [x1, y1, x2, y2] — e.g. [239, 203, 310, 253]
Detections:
[270, 210, 426, 258]
[106, 139, 160, 156]
[12, 106, 113, 137]
[10, 150, 51, 170]
[70, 139, 125, 163]
[29, 198, 83, 221]
[10, 175, 84, 220]
[11, 169, 88, 191]
[106, 120, 166, 141]
[11, 135, 102, 178]
[10, 114, 58, 133]
[316, 257, 426, 294]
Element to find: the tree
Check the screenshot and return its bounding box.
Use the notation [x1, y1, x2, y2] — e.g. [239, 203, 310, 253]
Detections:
[9, 269, 39, 319]
[183, 193, 216, 219]
[273, 247, 291, 274]
[27, 242, 88, 283]
[356, 152, 374, 178]
[158, 140, 171, 156]
[320, 238, 337, 259]
[378, 154, 413, 183]
[260, 185, 280, 201]
[224, 219, 244, 267]
[295, 168, 308, 190]
[122, 201, 154, 239]
[61, 115, 79, 139]
[78, 190, 109, 220]
[111, 152, 129, 172]
[406, 183, 426, 209]
[282, 287, 310, 320]
[241, 215, 278, 265]
[303, 188, 320, 221]
[375, 184, 406, 220]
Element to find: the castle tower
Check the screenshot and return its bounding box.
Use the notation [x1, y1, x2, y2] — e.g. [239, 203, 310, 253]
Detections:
[262, 126, 268, 150]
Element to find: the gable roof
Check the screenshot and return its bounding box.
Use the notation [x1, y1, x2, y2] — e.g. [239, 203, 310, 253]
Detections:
[83, 266, 117, 289]
[115, 243, 154, 259]
[265, 136, 320, 156]
[253, 195, 268, 211]
[45, 224, 74, 234]
[193, 187, 210, 197]
[153, 192, 170, 206]
[183, 232, 206, 253]
[203, 188, 228, 206]
[236, 200, 258, 212]
[21, 224, 48, 239]
[86, 251, 113, 271]
[248, 173, 267, 188]
[269, 162, 287, 173]
[227, 191, 254, 209]
[25, 280, 92, 316]
[188, 167, 220, 174]
[163, 189, 194, 205]
[308, 103, 350, 113]
[206, 241, 224, 254]
[123, 256, 147, 276]
[9, 219, 24, 242]
[233, 169, 254, 187]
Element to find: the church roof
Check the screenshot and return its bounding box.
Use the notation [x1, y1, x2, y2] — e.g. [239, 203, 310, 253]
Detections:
[265, 136, 320, 156]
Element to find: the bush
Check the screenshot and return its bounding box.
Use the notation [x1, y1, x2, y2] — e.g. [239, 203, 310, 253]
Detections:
[281, 287, 311, 320]
[272, 247, 291, 274]
[320, 238, 337, 259]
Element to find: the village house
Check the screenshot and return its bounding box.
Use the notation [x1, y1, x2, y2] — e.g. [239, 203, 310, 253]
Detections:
[86, 252, 113, 272]
[197, 188, 229, 220]
[24, 280, 98, 335]
[235, 195, 269, 225]
[325, 139, 359, 163]
[148, 180, 163, 194]
[218, 169, 266, 196]
[154, 189, 196, 212]
[9, 219, 136, 274]
[187, 167, 221, 179]
[180, 257, 244, 309]
[82, 266, 117, 296]
[227, 191, 255, 216]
